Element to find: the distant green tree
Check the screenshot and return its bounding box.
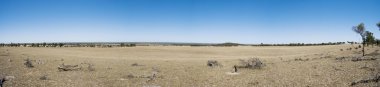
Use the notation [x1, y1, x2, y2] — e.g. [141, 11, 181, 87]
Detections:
[365, 31, 375, 47]
[36, 43, 40, 47]
[377, 22, 380, 30]
[121, 43, 125, 47]
[53, 43, 58, 47]
[352, 23, 367, 56]
[59, 43, 64, 47]
[42, 42, 46, 47]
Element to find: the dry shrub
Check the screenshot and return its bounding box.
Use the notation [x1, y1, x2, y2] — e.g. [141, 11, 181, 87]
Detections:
[80, 62, 96, 71]
[40, 75, 48, 80]
[351, 56, 377, 62]
[127, 74, 135, 79]
[87, 64, 95, 71]
[294, 58, 309, 61]
[131, 63, 139, 66]
[24, 58, 34, 68]
[238, 58, 264, 69]
[207, 60, 222, 67]
[131, 63, 145, 67]
[335, 57, 347, 60]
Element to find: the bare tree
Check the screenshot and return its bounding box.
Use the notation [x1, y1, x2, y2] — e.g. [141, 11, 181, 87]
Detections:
[352, 23, 367, 56]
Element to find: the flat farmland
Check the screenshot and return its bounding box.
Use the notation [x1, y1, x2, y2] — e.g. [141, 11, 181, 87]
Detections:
[1, 45, 379, 87]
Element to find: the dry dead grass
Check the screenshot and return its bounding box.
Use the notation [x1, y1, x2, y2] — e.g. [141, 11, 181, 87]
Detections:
[0, 45, 379, 87]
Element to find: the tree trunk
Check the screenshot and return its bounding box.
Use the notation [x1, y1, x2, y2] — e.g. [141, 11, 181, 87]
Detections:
[362, 38, 365, 56]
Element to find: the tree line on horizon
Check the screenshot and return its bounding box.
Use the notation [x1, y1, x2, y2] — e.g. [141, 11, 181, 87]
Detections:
[0, 41, 361, 47]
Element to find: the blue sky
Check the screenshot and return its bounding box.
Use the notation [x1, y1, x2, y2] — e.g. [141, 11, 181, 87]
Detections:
[0, 0, 379, 44]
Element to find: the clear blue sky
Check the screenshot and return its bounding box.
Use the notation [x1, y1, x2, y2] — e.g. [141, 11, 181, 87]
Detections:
[1, 0, 379, 44]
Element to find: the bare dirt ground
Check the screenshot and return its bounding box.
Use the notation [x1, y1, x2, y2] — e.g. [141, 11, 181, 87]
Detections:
[1, 45, 379, 87]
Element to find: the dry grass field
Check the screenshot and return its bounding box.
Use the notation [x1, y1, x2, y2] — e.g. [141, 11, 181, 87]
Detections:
[1, 45, 380, 87]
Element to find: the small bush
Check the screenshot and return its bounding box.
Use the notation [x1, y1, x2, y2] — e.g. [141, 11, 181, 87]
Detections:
[131, 63, 139, 66]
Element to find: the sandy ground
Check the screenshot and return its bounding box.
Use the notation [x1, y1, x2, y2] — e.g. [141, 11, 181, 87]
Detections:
[0, 45, 379, 87]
